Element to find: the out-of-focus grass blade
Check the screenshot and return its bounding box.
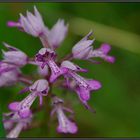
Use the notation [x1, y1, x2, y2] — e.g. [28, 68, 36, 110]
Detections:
[0, 109, 5, 137]
[70, 17, 140, 54]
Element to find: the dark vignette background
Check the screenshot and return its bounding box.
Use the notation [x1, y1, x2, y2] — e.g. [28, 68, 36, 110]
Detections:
[0, 3, 140, 138]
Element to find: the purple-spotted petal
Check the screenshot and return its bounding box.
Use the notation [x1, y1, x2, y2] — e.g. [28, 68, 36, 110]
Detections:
[19, 108, 32, 119]
[48, 60, 64, 83]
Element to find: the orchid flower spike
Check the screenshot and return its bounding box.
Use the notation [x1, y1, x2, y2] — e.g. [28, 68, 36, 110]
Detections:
[3, 5, 116, 137]
[51, 96, 78, 134]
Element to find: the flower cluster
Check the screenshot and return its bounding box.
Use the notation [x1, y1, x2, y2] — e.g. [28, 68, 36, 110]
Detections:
[1, 6, 115, 138]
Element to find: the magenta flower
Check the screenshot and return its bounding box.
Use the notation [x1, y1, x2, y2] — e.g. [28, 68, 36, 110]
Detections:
[72, 31, 115, 63]
[8, 79, 49, 118]
[61, 61, 101, 99]
[51, 96, 78, 134]
[72, 31, 94, 59]
[2, 42, 28, 67]
[7, 6, 68, 50]
[35, 48, 66, 83]
[61, 61, 101, 112]
[8, 6, 46, 37]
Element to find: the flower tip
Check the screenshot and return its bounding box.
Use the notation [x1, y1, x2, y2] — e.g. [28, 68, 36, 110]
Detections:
[86, 30, 93, 39]
[83, 102, 96, 114]
[19, 13, 25, 20]
[57, 122, 78, 134]
[34, 5, 39, 13]
[33, 5, 37, 10]
[7, 21, 16, 27]
[8, 102, 19, 111]
[19, 87, 30, 94]
[105, 56, 115, 63]
[3, 42, 8, 47]
[19, 13, 23, 17]
[100, 43, 111, 54]
[1, 49, 5, 55]
[89, 80, 102, 90]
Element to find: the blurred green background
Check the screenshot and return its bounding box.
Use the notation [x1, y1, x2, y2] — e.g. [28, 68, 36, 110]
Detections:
[0, 2, 140, 138]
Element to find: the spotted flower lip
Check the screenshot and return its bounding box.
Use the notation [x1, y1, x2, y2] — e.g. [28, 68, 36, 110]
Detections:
[8, 79, 49, 118]
[61, 60, 101, 93]
[36, 48, 65, 83]
[2, 42, 28, 67]
[8, 93, 36, 118]
[61, 60, 101, 112]
[51, 96, 78, 134]
[62, 79, 97, 113]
